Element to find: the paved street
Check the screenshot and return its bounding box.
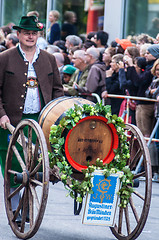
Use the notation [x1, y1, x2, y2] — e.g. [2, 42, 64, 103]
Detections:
[0, 171, 159, 240]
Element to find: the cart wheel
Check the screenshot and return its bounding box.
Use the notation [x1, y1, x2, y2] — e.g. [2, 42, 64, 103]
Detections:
[111, 123, 152, 240]
[4, 119, 49, 239]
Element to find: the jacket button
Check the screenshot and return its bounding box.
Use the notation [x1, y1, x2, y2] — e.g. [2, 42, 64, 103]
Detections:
[24, 73, 27, 76]
[20, 106, 23, 110]
[21, 95, 24, 98]
[25, 62, 28, 65]
[23, 84, 26, 87]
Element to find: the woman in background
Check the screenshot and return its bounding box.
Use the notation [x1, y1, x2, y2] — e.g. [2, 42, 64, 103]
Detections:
[47, 10, 61, 44]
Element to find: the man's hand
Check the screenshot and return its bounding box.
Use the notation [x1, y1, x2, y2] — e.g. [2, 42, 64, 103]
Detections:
[106, 68, 113, 77]
[101, 91, 108, 99]
[0, 115, 10, 129]
[73, 82, 80, 90]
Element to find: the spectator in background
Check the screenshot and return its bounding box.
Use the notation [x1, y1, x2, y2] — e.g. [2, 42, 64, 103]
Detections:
[65, 35, 82, 53]
[47, 10, 61, 44]
[124, 46, 140, 66]
[0, 29, 5, 46]
[82, 39, 97, 51]
[105, 54, 124, 115]
[5, 33, 19, 49]
[62, 64, 77, 84]
[53, 52, 65, 80]
[87, 31, 96, 40]
[91, 30, 109, 51]
[136, 33, 154, 50]
[63, 50, 89, 96]
[53, 40, 67, 53]
[140, 43, 152, 57]
[67, 46, 81, 64]
[74, 47, 107, 102]
[61, 11, 77, 41]
[0, 26, 11, 37]
[102, 46, 116, 70]
[46, 45, 60, 54]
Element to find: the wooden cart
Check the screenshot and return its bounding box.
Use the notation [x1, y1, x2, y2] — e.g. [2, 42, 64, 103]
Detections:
[4, 97, 152, 240]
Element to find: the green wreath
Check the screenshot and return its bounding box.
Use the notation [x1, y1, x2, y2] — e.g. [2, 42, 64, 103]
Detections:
[49, 102, 133, 208]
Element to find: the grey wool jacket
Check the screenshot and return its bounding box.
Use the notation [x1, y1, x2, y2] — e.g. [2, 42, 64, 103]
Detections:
[0, 46, 64, 126]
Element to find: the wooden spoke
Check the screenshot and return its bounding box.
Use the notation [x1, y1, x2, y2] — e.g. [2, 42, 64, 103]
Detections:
[8, 169, 21, 175]
[129, 148, 142, 170]
[30, 179, 43, 187]
[133, 171, 146, 179]
[29, 185, 40, 212]
[19, 129, 28, 164]
[27, 126, 33, 169]
[12, 193, 24, 222]
[29, 138, 39, 172]
[30, 161, 42, 177]
[129, 196, 139, 223]
[20, 189, 29, 233]
[133, 190, 145, 201]
[12, 145, 26, 171]
[129, 133, 135, 161]
[124, 206, 131, 235]
[8, 184, 24, 200]
[29, 187, 34, 227]
[118, 207, 123, 234]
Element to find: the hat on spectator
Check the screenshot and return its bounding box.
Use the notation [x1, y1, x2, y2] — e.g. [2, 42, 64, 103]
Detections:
[115, 38, 132, 50]
[13, 16, 43, 31]
[62, 65, 77, 75]
[135, 57, 147, 70]
[147, 44, 159, 59]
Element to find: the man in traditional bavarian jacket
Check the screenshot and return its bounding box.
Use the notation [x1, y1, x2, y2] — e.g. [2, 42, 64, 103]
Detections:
[0, 16, 63, 223]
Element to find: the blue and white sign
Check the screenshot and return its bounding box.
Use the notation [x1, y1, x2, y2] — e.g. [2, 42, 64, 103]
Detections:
[82, 170, 122, 226]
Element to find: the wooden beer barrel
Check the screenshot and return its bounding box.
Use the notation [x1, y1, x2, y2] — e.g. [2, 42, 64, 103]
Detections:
[39, 96, 119, 172]
[38, 96, 94, 151]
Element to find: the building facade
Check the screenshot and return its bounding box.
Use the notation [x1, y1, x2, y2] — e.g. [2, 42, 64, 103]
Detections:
[0, 0, 159, 44]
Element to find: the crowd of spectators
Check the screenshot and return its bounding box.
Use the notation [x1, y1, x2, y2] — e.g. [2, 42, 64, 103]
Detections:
[1, 10, 159, 180]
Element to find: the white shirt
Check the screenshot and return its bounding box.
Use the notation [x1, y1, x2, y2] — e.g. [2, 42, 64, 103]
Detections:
[19, 44, 41, 114]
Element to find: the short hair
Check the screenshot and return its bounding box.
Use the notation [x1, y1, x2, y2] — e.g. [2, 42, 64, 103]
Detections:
[96, 30, 109, 46]
[64, 11, 76, 23]
[53, 40, 67, 53]
[86, 47, 100, 61]
[53, 52, 64, 65]
[50, 10, 60, 21]
[112, 53, 124, 63]
[46, 45, 60, 54]
[83, 40, 97, 49]
[66, 35, 82, 47]
[74, 49, 85, 59]
[7, 33, 19, 46]
[87, 32, 96, 40]
[151, 59, 159, 75]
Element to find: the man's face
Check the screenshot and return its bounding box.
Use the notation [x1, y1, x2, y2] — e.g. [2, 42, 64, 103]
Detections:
[145, 51, 156, 62]
[72, 53, 83, 68]
[17, 29, 38, 48]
